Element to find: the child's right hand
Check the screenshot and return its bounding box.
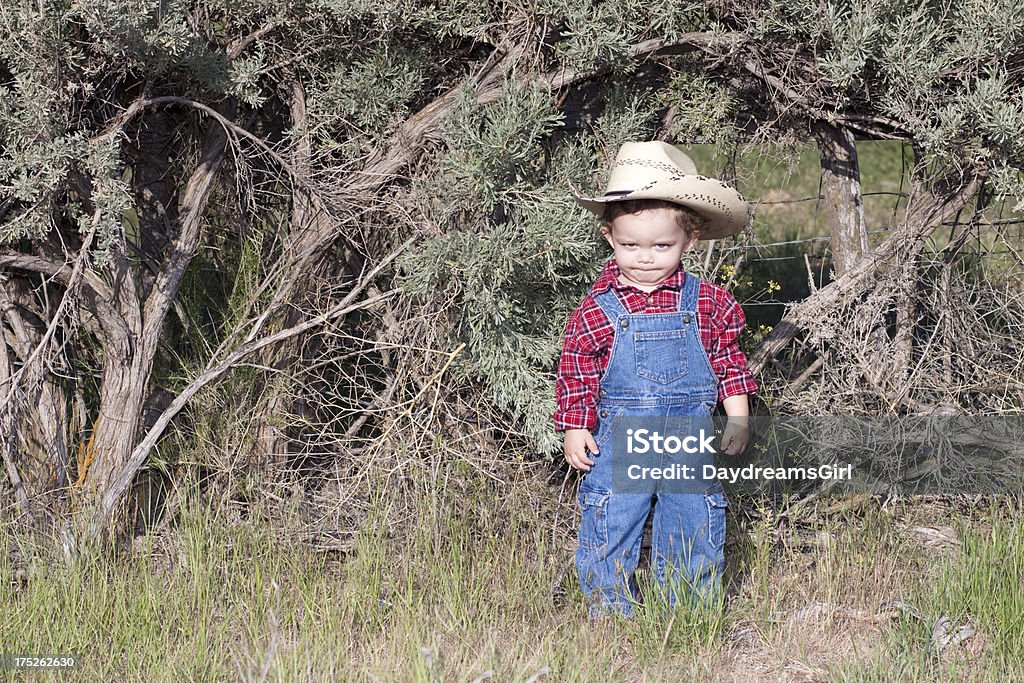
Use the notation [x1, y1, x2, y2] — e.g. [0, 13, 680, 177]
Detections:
[563, 429, 599, 472]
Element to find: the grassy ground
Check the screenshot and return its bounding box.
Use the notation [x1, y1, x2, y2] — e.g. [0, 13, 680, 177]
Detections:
[2, 473, 1022, 681]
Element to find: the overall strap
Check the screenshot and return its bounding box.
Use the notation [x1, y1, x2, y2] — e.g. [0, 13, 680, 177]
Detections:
[679, 272, 701, 312]
[593, 288, 628, 323]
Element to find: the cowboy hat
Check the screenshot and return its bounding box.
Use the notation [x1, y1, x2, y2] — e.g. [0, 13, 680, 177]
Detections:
[573, 141, 751, 240]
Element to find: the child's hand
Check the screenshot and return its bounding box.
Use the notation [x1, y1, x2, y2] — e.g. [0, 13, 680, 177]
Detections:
[563, 429, 599, 472]
[719, 417, 749, 455]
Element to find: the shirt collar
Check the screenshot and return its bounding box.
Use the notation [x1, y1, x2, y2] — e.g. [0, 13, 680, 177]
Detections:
[590, 259, 687, 296]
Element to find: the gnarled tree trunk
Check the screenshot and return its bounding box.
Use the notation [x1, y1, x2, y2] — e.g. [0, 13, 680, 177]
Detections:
[815, 122, 868, 278]
[81, 112, 231, 517]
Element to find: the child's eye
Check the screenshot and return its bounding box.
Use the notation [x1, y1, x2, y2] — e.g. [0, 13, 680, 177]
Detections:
[656, 243, 672, 248]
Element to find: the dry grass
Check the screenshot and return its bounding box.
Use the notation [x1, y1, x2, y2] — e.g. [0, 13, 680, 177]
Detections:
[2, 465, 1021, 681]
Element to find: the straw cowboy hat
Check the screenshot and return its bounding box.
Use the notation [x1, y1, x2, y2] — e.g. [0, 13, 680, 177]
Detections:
[573, 141, 751, 240]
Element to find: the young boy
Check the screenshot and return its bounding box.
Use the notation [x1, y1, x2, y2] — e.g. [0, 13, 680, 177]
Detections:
[555, 141, 757, 618]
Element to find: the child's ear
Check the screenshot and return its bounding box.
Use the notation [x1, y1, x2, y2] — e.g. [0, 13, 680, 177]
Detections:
[600, 224, 614, 247]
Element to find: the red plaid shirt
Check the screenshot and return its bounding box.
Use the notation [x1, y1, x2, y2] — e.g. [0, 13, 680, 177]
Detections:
[554, 260, 758, 431]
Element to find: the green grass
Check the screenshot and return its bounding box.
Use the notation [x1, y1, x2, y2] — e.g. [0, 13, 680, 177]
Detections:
[836, 502, 1024, 681]
[3, 483, 1023, 681]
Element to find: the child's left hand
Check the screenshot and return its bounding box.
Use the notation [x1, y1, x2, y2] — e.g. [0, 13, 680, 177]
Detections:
[719, 417, 749, 455]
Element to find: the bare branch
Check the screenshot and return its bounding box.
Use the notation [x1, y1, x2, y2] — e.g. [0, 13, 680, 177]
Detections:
[750, 171, 985, 375]
[540, 32, 746, 90]
[0, 214, 99, 406]
[0, 250, 112, 302]
[0, 335, 34, 522]
[142, 108, 231, 332]
[87, 237, 415, 537]
[227, 18, 296, 60]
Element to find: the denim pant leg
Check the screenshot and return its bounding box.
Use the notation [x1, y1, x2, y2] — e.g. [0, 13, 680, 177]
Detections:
[650, 490, 727, 605]
[576, 488, 651, 617]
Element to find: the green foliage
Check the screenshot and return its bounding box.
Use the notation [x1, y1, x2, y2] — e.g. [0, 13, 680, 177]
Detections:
[551, 0, 706, 74]
[226, 50, 268, 107]
[586, 86, 660, 183]
[440, 80, 566, 208]
[0, 1, 81, 97]
[733, 0, 1024, 186]
[0, 133, 83, 241]
[0, 0, 226, 249]
[400, 79, 684, 452]
[75, 0, 214, 75]
[405, 0, 507, 40]
[81, 135, 136, 265]
[304, 41, 429, 160]
[660, 69, 737, 147]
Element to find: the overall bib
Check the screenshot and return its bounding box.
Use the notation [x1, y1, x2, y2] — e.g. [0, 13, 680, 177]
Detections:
[576, 272, 727, 617]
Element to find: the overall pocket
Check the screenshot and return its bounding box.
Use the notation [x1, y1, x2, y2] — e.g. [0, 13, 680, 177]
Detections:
[577, 487, 611, 552]
[634, 329, 689, 384]
[704, 490, 728, 550]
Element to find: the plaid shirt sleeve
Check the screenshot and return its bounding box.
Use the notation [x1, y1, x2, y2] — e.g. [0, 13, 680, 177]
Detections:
[701, 283, 759, 402]
[553, 298, 609, 431]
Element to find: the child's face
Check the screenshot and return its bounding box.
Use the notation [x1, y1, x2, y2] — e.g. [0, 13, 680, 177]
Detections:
[602, 207, 699, 292]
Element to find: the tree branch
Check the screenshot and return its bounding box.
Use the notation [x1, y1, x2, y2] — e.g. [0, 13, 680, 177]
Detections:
[0, 334, 34, 523]
[87, 237, 415, 538]
[0, 251, 112, 302]
[736, 55, 912, 140]
[540, 32, 746, 90]
[749, 171, 985, 375]
[142, 107, 231, 333]
[0, 249, 127, 347]
[0, 216, 99, 406]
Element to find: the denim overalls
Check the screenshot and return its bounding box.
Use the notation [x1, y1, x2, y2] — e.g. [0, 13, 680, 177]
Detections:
[576, 272, 727, 617]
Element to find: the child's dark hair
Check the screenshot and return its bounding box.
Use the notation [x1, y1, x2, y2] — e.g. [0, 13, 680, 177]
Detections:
[601, 199, 707, 237]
